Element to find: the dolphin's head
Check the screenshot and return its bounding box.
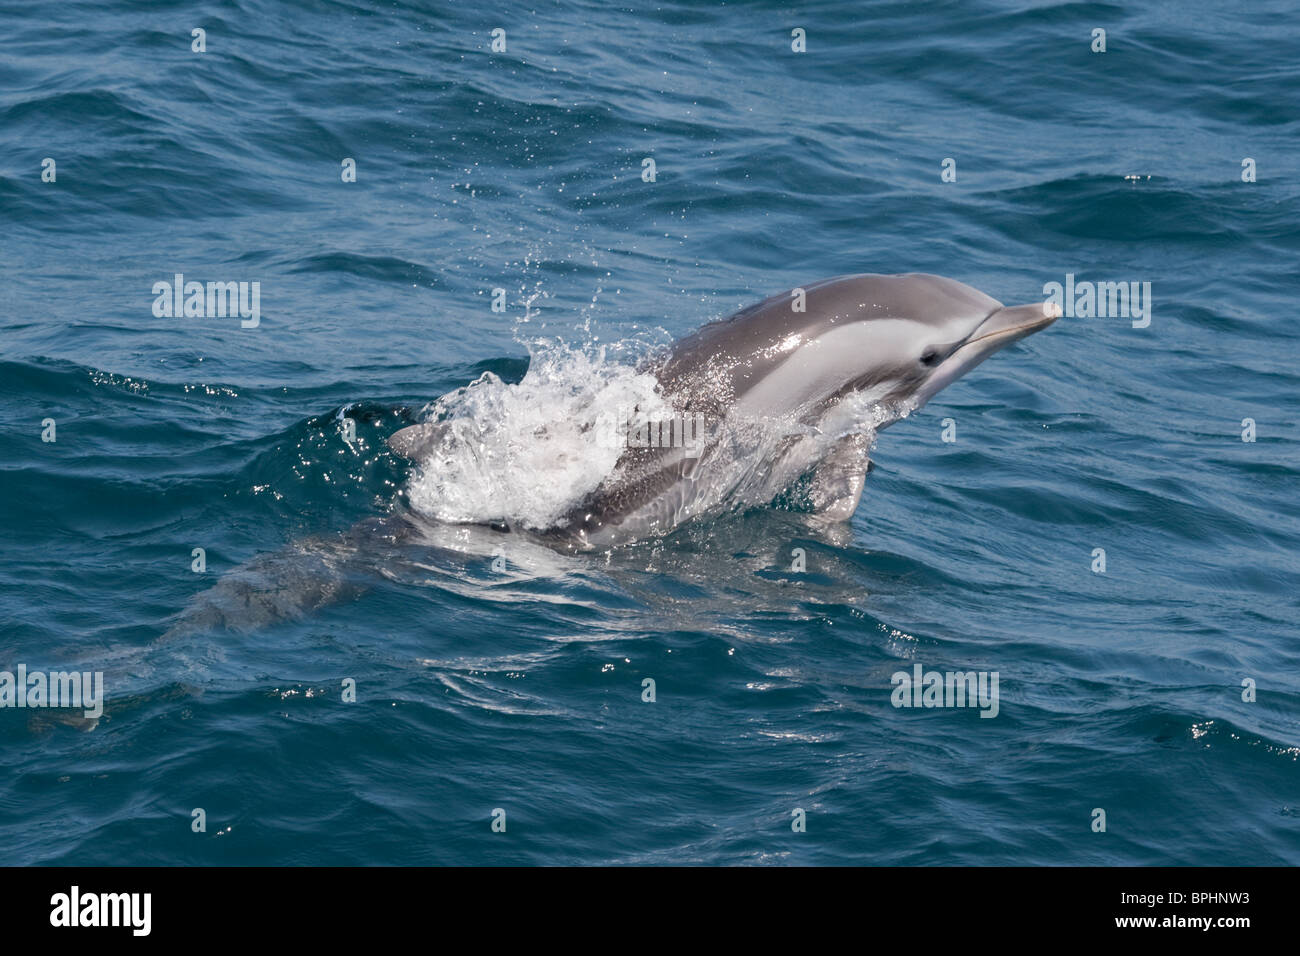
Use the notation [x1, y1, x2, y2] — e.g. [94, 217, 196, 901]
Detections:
[905, 299, 1061, 408]
[812, 273, 1060, 416]
[611, 272, 1059, 435]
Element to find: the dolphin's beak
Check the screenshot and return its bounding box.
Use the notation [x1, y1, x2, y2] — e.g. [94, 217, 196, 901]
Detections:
[964, 300, 1061, 350]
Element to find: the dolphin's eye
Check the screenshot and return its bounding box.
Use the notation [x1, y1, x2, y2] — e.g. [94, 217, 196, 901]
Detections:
[920, 347, 940, 367]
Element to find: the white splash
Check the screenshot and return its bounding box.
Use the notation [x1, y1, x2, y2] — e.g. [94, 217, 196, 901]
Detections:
[403, 340, 914, 539]
[405, 343, 671, 528]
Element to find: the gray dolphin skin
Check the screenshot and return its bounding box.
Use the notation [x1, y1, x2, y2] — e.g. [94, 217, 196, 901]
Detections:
[391, 273, 1060, 548]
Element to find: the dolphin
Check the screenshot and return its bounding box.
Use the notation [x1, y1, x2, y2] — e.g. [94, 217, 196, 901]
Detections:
[148, 273, 1056, 652]
[391, 273, 1059, 549]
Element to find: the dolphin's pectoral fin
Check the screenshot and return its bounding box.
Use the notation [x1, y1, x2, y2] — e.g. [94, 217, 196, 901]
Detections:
[805, 433, 871, 522]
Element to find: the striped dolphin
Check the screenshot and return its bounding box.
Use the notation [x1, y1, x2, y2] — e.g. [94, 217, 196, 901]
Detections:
[390, 273, 1059, 548]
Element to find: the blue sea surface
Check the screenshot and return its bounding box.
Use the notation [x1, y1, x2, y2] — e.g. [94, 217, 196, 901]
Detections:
[1, 0, 1298, 865]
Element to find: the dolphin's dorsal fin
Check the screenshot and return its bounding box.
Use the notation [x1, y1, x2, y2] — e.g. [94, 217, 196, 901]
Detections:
[387, 422, 448, 460]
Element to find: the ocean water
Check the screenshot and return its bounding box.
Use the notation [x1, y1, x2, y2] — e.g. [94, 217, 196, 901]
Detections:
[2, 0, 1298, 866]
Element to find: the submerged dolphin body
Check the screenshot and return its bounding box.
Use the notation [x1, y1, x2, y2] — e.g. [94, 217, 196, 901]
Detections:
[391, 273, 1059, 549]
